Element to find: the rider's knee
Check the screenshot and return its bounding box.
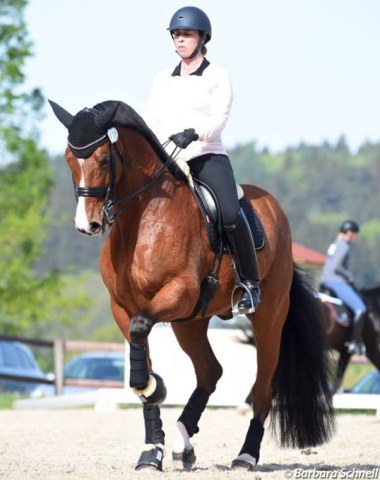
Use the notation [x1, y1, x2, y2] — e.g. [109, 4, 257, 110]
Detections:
[353, 309, 366, 321]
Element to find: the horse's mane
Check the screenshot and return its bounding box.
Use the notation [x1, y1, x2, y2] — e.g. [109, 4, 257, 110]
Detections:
[94, 100, 171, 166]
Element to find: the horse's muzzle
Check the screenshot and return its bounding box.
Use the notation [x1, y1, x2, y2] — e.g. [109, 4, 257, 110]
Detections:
[76, 221, 103, 236]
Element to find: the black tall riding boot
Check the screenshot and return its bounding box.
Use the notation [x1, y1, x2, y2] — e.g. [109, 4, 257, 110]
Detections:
[225, 210, 261, 314]
[346, 311, 366, 355]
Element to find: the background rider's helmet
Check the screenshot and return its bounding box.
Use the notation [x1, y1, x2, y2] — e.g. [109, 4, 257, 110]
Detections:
[168, 6, 212, 44]
[340, 219, 360, 233]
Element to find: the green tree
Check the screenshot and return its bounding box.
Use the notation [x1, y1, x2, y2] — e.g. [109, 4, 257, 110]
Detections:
[230, 139, 380, 286]
[0, 0, 87, 335]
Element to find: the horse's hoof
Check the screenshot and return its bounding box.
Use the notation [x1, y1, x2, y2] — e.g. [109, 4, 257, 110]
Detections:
[172, 447, 196, 471]
[231, 453, 257, 471]
[135, 464, 160, 472]
[135, 445, 164, 471]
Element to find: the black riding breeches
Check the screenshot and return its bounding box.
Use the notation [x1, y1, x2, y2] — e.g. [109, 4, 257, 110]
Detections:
[187, 153, 240, 227]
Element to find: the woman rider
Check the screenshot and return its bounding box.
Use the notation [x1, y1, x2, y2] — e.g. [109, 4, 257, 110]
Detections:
[320, 220, 366, 354]
[145, 6, 260, 314]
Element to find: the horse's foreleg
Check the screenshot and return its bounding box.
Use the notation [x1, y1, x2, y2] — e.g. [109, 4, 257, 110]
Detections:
[171, 319, 223, 470]
[172, 387, 209, 470]
[129, 311, 167, 471]
[128, 280, 201, 470]
[363, 322, 380, 372]
[332, 349, 352, 393]
[135, 404, 165, 471]
[128, 310, 167, 401]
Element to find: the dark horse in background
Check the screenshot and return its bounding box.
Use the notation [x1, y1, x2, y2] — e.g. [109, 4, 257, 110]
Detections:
[242, 283, 380, 403]
[50, 99, 334, 472]
[321, 284, 380, 393]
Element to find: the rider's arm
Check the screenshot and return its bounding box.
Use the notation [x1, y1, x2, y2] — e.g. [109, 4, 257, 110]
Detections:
[329, 241, 354, 283]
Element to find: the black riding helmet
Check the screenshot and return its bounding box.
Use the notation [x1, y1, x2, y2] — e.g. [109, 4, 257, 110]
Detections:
[340, 220, 360, 233]
[168, 6, 212, 55]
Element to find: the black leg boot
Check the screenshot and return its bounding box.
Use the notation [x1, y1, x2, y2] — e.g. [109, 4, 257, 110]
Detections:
[225, 209, 261, 314]
[345, 311, 366, 355]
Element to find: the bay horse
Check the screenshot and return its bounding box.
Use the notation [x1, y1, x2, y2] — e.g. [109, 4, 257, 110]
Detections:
[50, 99, 334, 472]
[321, 284, 380, 393]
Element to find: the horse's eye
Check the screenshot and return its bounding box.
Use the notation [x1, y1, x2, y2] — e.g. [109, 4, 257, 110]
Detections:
[100, 157, 110, 168]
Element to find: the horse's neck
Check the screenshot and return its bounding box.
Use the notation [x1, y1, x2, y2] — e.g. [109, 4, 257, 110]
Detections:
[118, 128, 166, 193]
[114, 128, 191, 236]
[107, 129, 208, 280]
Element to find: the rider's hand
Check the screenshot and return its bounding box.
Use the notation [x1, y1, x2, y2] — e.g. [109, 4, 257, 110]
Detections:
[347, 274, 356, 289]
[169, 129, 199, 149]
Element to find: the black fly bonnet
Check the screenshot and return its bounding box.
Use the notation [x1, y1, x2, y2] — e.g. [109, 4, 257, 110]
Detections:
[49, 99, 175, 226]
[49, 100, 119, 158]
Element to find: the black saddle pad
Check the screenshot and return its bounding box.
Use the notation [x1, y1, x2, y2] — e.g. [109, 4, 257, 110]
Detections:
[193, 180, 265, 253]
[318, 284, 352, 327]
[240, 196, 265, 251]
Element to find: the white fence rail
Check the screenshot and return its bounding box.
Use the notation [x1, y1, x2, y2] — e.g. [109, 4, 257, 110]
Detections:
[333, 393, 380, 417]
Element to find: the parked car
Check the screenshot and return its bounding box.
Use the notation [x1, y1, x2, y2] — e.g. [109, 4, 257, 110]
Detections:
[346, 370, 380, 394]
[32, 351, 125, 397]
[0, 340, 47, 394]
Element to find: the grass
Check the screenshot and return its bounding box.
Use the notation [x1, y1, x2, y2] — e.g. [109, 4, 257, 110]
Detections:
[340, 363, 375, 390]
[0, 392, 18, 409]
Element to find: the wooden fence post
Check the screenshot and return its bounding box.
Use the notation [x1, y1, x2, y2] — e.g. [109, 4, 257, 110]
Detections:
[53, 339, 65, 395]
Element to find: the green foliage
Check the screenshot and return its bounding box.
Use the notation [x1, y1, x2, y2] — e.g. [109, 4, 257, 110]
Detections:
[0, 392, 18, 409]
[361, 220, 380, 249]
[230, 138, 380, 286]
[0, 0, 43, 155]
[0, 0, 88, 337]
[36, 137, 380, 343]
[341, 364, 375, 390]
[39, 155, 104, 274]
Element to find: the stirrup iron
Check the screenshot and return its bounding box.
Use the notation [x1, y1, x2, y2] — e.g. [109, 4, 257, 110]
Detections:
[231, 283, 256, 315]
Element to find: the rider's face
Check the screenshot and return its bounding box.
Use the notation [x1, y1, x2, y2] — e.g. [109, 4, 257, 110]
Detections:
[172, 29, 201, 58]
[345, 231, 358, 243]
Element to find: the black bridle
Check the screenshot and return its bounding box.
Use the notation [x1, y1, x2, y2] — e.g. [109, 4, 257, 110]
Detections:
[74, 140, 173, 227]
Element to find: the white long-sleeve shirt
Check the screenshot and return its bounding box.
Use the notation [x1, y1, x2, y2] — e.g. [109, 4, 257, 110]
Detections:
[145, 59, 233, 161]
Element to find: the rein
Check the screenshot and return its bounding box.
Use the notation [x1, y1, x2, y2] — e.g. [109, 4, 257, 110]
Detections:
[73, 129, 223, 321]
[74, 140, 173, 226]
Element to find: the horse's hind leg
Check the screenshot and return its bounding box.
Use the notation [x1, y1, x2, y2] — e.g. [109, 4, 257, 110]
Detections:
[171, 319, 223, 470]
[232, 301, 288, 471]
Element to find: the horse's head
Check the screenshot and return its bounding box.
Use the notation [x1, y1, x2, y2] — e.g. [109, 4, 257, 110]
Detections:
[49, 100, 121, 236]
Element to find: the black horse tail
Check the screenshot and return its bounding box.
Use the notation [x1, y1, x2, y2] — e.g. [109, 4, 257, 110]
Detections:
[271, 264, 336, 448]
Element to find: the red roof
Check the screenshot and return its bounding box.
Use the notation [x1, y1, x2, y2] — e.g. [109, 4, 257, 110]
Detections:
[292, 242, 326, 266]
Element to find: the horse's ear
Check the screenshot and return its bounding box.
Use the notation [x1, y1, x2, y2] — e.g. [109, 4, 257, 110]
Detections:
[94, 103, 120, 132]
[49, 100, 74, 129]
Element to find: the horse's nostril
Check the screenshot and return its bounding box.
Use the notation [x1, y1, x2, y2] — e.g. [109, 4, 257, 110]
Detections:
[89, 222, 101, 232]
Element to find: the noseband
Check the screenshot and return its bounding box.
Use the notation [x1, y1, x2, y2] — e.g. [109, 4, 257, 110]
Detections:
[73, 131, 173, 227]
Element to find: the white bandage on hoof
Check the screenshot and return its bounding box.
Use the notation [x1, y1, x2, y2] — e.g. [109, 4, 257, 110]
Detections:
[172, 421, 192, 453]
[132, 374, 157, 400]
[141, 442, 165, 452]
[231, 453, 257, 471]
[174, 156, 194, 188]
